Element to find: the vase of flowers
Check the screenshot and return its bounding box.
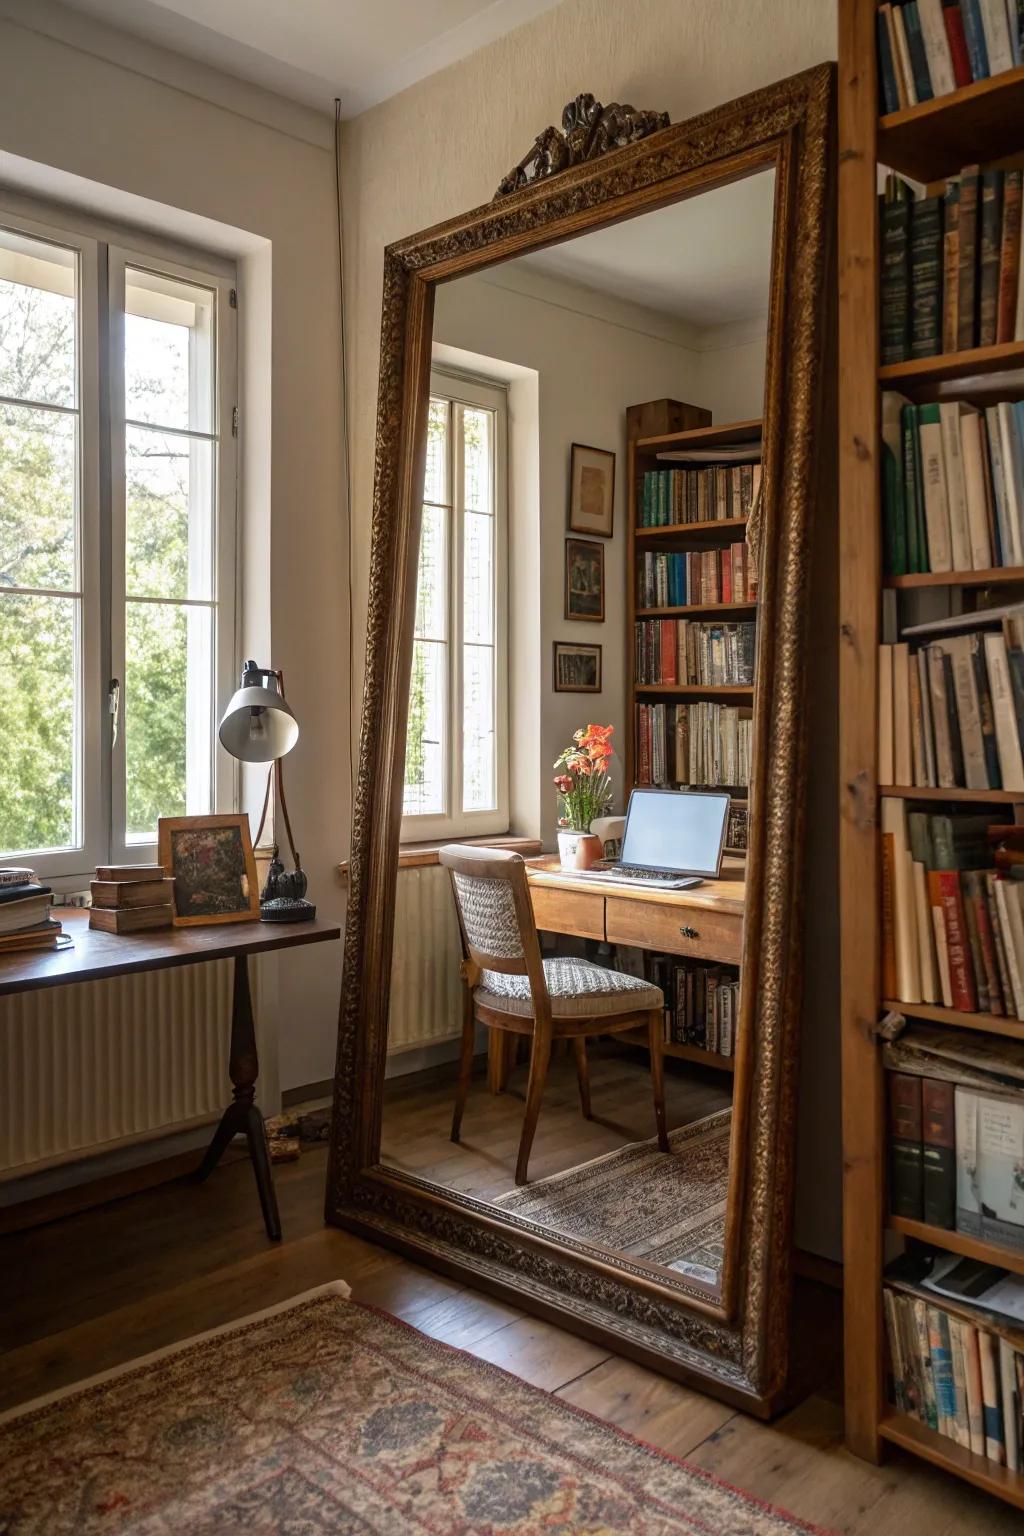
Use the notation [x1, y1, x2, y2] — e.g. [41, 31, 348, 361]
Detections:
[553, 723, 614, 871]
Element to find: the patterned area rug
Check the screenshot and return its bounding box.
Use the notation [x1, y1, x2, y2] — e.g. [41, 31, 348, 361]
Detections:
[495, 1110, 731, 1284]
[0, 1282, 832, 1536]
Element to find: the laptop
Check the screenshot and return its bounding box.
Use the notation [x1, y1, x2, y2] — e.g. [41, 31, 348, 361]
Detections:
[570, 788, 730, 890]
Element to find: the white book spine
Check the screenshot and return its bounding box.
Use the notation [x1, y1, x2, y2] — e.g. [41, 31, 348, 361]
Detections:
[882, 797, 922, 1002]
[997, 877, 1024, 1019]
[917, 0, 957, 92]
[979, 0, 1015, 72]
[917, 649, 937, 786]
[879, 644, 895, 785]
[913, 859, 940, 1003]
[947, 634, 987, 789]
[986, 405, 1015, 563]
[939, 404, 971, 570]
[893, 642, 912, 786]
[984, 631, 1024, 790]
[932, 901, 954, 1007]
[1001, 1336, 1020, 1471]
[998, 401, 1024, 567]
[891, 5, 920, 104]
[959, 408, 993, 570]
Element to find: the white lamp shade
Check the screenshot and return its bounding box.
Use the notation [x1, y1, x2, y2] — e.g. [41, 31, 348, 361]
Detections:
[218, 665, 299, 763]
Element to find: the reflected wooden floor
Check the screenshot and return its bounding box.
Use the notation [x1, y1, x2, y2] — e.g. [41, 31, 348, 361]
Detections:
[381, 1040, 731, 1200]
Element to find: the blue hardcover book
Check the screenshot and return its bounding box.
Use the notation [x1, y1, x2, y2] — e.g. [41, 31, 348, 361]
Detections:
[877, 7, 902, 112]
[961, 0, 991, 77]
[902, 3, 936, 99]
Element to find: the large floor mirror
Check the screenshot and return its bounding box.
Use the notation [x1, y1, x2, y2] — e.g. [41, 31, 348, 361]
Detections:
[329, 67, 834, 1415]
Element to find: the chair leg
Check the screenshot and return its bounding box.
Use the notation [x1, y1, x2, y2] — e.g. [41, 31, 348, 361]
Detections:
[451, 989, 476, 1143]
[515, 1029, 552, 1185]
[488, 1028, 510, 1094]
[648, 1009, 670, 1153]
[572, 1036, 591, 1119]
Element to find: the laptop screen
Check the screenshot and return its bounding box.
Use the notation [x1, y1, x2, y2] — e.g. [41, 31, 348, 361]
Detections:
[620, 789, 729, 876]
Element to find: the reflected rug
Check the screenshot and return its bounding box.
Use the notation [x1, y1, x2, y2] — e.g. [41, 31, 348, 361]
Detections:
[0, 1281, 833, 1536]
[495, 1109, 731, 1283]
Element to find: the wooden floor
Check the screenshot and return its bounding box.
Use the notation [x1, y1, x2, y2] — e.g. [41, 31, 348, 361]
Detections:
[2, 1140, 1023, 1533]
[382, 1040, 732, 1199]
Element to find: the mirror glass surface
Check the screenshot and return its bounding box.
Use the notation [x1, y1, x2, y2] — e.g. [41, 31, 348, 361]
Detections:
[380, 166, 775, 1297]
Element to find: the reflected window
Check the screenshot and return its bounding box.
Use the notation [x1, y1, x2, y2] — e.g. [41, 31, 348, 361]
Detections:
[403, 370, 508, 837]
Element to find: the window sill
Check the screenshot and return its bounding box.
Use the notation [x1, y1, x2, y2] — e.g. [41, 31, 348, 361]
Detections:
[336, 834, 542, 886]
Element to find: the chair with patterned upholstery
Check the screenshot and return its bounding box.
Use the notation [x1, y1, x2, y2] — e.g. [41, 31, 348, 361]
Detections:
[439, 844, 669, 1185]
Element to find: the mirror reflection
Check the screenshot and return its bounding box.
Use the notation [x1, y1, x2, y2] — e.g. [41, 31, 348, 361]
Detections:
[381, 167, 775, 1294]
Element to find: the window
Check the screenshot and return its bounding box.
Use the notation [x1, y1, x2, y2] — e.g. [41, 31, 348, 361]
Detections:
[0, 207, 236, 879]
[403, 371, 508, 839]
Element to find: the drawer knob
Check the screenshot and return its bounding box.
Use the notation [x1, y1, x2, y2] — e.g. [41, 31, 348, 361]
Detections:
[679, 924, 699, 939]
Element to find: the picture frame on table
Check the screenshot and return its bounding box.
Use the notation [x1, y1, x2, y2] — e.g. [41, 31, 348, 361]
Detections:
[157, 813, 260, 926]
[568, 442, 615, 538]
[564, 536, 605, 621]
[552, 641, 602, 694]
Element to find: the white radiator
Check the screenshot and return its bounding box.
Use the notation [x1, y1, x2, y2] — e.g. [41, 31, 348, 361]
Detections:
[389, 865, 463, 1053]
[0, 960, 263, 1180]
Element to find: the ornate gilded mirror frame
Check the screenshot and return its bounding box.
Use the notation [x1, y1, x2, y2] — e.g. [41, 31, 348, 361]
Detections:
[327, 64, 834, 1417]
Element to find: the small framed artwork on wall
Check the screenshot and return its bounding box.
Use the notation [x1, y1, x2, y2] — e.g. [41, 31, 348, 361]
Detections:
[569, 442, 615, 538]
[553, 641, 602, 693]
[565, 536, 605, 621]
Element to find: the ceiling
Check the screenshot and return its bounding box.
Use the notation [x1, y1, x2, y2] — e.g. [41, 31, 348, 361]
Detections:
[57, 0, 567, 116]
[515, 170, 777, 328]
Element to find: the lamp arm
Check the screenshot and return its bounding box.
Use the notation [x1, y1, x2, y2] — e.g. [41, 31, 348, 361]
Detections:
[275, 756, 301, 871]
[253, 760, 274, 850]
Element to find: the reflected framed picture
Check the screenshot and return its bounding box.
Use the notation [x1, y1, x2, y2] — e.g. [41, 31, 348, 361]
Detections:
[564, 536, 605, 622]
[553, 641, 602, 693]
[569, 442, 615, 538]
[158, 813, 260, 926]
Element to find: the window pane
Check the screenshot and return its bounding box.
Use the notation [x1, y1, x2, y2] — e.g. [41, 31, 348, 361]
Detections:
[463, 510, 493, 645]
[0, 232, 76, 409]
[125, 269, 215, 433]
[414, 502, 447, 641]
[1, 403, 77, 592]
[0, 592, 76, 853]
[462, 406, 492, 513]
[403, 638, 446, 817]
[463, 643, 495, 812]
[423, 398, 448, 505]
[125, 601, 213, 840]
[125, 426, 213, 600]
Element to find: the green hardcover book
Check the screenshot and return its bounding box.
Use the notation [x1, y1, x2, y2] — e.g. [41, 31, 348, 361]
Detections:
[910, 195, 944, 359]
[957, 164, 981, 352]
[881, 175, 914, 365]
[881, 392, 909, 575]
[901, 403, 925, 573]
[978, 169, 1004, 349]
[907, 809, 935, 868]
[910, 404, 928, 572]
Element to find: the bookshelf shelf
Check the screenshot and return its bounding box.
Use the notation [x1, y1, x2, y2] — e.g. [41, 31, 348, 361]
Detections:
[888, 1215, 1024, 1279]
[879, 1413, 1024, 1511]
[635, 684, 754, 699]
[634, 516, 748, 548]
[621, 1026, 735, 1073]
[636, 601, 757, 618]
[879, 786, 1024, 804]
[877, 63, 1024, 186]
[881, 998, 1024, 1039]
[884, 566, 1024, 591]
[878, 339, 1024, 388]
[636, 417, 763, 453]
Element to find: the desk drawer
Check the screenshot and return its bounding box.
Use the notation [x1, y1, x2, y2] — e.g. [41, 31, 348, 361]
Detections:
[530, 884, 605, 941]
[605, 897, 742, 965]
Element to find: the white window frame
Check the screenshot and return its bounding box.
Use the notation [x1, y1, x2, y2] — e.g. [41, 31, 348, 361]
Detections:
[401, 368, 509, 842]
[0, 197, 237, 883]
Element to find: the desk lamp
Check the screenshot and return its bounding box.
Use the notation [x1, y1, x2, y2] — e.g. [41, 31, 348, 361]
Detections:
[218, 660, 315, 922]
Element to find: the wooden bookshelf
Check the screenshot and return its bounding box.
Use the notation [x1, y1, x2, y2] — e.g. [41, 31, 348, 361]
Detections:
[839, 0, 1024, 1506]
[637, 601, 758, 618]
[884, 565, 1024, 590]
[620, 1025, 735, 1073]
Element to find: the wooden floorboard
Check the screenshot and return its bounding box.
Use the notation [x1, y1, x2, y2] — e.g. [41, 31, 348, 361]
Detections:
[3, 1131, 1024, 1531]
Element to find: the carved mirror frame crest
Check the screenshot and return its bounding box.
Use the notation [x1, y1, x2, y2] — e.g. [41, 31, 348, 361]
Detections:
[327, 64, 835, 1416]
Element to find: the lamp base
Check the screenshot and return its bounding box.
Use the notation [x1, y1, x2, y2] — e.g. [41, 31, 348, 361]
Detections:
[260, 896, 316, 924]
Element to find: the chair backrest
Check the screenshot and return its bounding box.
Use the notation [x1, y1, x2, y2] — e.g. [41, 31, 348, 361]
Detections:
[438, 846, 548, 1003]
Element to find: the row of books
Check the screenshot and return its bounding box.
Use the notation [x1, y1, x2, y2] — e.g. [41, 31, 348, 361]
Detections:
[637, 463, 760, 528]
[0, 867, 64, 954]
[881, 167, 1024, 364]
[634, 620, 755, 688]
[878, 611, 1024, 793]
[635, 701, 752, 790]
[882, 395, 1024, 575]
[636, 543, 754, 610]
[885, 1026, 1024, 1251]
[615, 948, 739, 1055]
[884, 1259, 1024, 1468]
[878, 0, 1024, 115]
[88, 864, 173, 934]
[882, 804, 1024, 1013]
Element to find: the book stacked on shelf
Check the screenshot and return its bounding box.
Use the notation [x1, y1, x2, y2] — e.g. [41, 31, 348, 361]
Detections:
[881, 804, 1024, 1013]
[637, 462, 761, 527]
[0, 867, 63, 954]
[881, 393, 1024, 575]
[881, 166, 1024, 364]
[635, 700, 752, 789]
[877, 1, 1023, 115]
[636, 543, 754, 608]
[88, 864, 175, 934]
[885, 1024, 1024, 1247]
[878, 606, 1024, 792]
[615, 946, 739, 1055]
[884, 1250, 1024, 1469]
[634, 619, 755, 687]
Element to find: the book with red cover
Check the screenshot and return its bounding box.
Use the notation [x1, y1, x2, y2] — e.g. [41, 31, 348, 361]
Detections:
[928, 869, 977, 1011]
[660, 620, 677, 684]
[942, 2, 973, 87]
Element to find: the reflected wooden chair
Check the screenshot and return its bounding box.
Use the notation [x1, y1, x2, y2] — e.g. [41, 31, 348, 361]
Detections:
[439, 844, 669, 1185]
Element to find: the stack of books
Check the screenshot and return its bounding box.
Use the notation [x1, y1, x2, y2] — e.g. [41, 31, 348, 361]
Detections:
[878, 1, 1023, 115]
[636, 543, 754, 608]
[881, 167, 1024, 364]
[878, 607, 1024, 793]
[634, 619, 756, 687]
[0, 867, 63, 954]
[637, 463, 760, 527]
[884, 1252, 1024, 1469]
[88, 864, 175, 934]
[635, 700, 752, 789]
[881, 393, 1024, 575]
